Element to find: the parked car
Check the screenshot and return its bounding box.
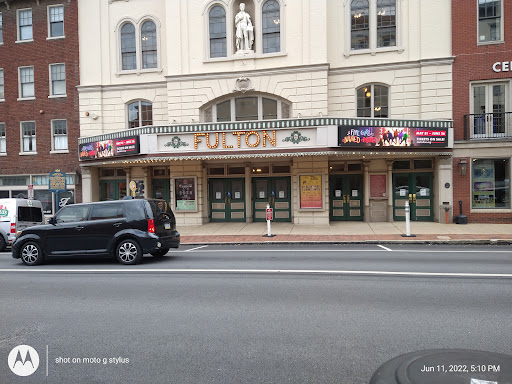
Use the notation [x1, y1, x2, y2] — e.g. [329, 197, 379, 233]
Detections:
[12, 198, 180, 265]
[0, 198, 45, 252]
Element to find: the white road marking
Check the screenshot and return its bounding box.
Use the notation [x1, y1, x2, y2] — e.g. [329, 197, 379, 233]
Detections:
[185, 245, 208, 252]
[170, 249, 512, 254]
[377, 245, 392, 251]
[0, 269, 511, 278]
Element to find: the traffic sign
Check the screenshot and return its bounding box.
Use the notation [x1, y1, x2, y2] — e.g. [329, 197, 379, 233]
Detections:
[266, 207, 273, 221]
[129, 181, 137, 192]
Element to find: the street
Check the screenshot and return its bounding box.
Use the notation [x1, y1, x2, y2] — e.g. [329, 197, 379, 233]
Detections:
[1, 244, 512, 384]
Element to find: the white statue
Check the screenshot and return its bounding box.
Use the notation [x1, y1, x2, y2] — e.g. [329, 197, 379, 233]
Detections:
[235, 3, 254, 52]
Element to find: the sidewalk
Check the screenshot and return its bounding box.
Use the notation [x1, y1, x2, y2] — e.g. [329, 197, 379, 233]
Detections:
[179, 222, 512, 245]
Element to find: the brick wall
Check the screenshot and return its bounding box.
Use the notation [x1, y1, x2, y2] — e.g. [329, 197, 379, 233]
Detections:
[0, 0, 81, 200]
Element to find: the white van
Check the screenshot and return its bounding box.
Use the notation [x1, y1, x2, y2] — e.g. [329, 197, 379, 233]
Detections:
[0, 198, 45, 251]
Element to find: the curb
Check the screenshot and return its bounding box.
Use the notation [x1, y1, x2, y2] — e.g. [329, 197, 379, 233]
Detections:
[181, 239, 512, 246]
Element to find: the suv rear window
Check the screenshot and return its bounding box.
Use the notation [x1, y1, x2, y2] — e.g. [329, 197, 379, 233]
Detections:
[90, 203, 125, 220]
[18, 206, 43, 222]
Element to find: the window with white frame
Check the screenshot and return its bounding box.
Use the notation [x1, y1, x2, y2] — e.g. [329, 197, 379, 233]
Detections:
[209, 5, 227, 58]
[50, 64, 66, 96]
[0, 13, 3, 44]
[18, 9, 33, 41]
[121, 23, 136, 70]
[19, 67, 34, 99]
[141, 21, 157, 69]
[52, 120, 67, 151]
[349, 0, 396, 53]
[21, 122, 36, 153]
[48, 5, 64, 38]
[357, 84, 389, 118]
[478, 0, 502, 42]
[262, 0, 280, 53]
[0, 69, 4, 100]
[0, 123, 5, 154]
[202, 95, 291, 122]
[118, 18, 159, 72]
[128, 100, 153, 128]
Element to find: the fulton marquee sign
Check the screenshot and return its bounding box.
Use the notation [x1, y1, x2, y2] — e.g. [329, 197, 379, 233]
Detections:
[158, 128, 318, 152]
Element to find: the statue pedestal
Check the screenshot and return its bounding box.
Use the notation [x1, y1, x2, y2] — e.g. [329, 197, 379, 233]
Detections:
[235, 49, 254, 56]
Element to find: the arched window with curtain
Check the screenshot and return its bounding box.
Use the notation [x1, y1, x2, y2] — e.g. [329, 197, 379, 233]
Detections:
[121, 23, 136, 70]
[209, 5, 227, 58]
[357, 84, 388, 118]
[262, 0, 280, 54]
[128, 100, 153, 128]
[351, 0, 369, 50]
[377, 0, 396, 47]
[141, 20, 157, 69]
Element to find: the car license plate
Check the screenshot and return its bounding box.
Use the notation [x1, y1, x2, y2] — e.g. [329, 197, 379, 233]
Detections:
[164, 223, 171, 230]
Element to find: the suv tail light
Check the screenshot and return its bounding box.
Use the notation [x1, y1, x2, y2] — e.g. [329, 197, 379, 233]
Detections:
[148, 219, 155, 233]
[10, 222, 16, 234]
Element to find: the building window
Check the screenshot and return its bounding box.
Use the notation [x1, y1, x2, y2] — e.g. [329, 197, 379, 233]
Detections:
[121, 23, 136, 70]
[472, 158, 510, 209]
[351, 0, 369, 50]
[471, 82, 508, 139]
[0, 123, 5, 153]
[50, 64, 66, 96]
[18, 9, 33, 41]
[0, 69, 4, 100]
[52, 120, 67, 151]
[141, 21, 157, 69]
[262, 0, 280, 53]
[19, 67, 35, 99]
[0, 13, 3, 44]
[349, 0, 397, 53]
[478, 0, 502, 42]
[21, 122, 36, 153]
[357, 84, 388, 118]
[209, 5, 227, 58]
[128, 100, 152, 128]
[202, 95, 291, 122]
[377, 0, 396, 47]
[119, 18, 159, 72]
[48, 5, 64, 38]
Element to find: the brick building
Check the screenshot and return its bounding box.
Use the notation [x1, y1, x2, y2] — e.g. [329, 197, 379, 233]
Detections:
[0, 0, 80, 215]
[452, 0, 512, 223]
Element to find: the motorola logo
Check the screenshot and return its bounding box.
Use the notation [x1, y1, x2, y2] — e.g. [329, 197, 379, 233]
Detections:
[8, 345, 39, 377]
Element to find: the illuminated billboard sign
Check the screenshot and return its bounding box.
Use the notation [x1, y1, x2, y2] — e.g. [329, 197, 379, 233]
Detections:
[338, 126, 448, 148]
[79, 136, 140, 161]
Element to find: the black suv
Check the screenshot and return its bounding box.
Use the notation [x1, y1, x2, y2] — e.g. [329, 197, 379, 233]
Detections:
[12, 198, 180, 266]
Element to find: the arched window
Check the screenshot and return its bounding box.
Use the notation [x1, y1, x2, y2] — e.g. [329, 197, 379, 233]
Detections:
[357, 84, 388, 118]
[202, 95, 290, 122]
[121, 23, 136, 70]
[351, 0, 369, 50]
[141, 21, 157, 69]
[209, 5, 227, 58]
[128, 101, 153, 128]
[377, 0, 396, 47]
[262, 0, 280, 53]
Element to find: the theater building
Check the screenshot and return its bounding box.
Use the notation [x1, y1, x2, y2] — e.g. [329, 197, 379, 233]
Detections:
[78, 0, 454, 226]
[452, 0, 512, 223]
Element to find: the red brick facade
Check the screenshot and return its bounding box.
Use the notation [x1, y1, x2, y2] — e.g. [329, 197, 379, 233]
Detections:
[452, 0, 512, 223]
[0, 0, 81, 210]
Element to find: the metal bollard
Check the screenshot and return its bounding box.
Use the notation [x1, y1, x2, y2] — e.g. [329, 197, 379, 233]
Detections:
[401, 201, 416, 237]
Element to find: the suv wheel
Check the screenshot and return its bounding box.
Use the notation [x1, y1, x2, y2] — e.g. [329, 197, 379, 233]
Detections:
[20, 241, 44, 266]
[116, 239, 142, 265]
[150, 248, 169, 258]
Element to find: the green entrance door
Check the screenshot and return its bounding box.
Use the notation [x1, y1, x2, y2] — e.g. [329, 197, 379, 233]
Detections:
[252, 177, 291, 222]
[152, 179, 170, 202]
[329, 175, 363, 221]
[100, 180, 127, 201]
[209, 178, 245, 222]
[393, 173, 433, 221]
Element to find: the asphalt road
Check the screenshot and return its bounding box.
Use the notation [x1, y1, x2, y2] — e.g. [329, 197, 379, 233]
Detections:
[1, 244, 511, 384]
